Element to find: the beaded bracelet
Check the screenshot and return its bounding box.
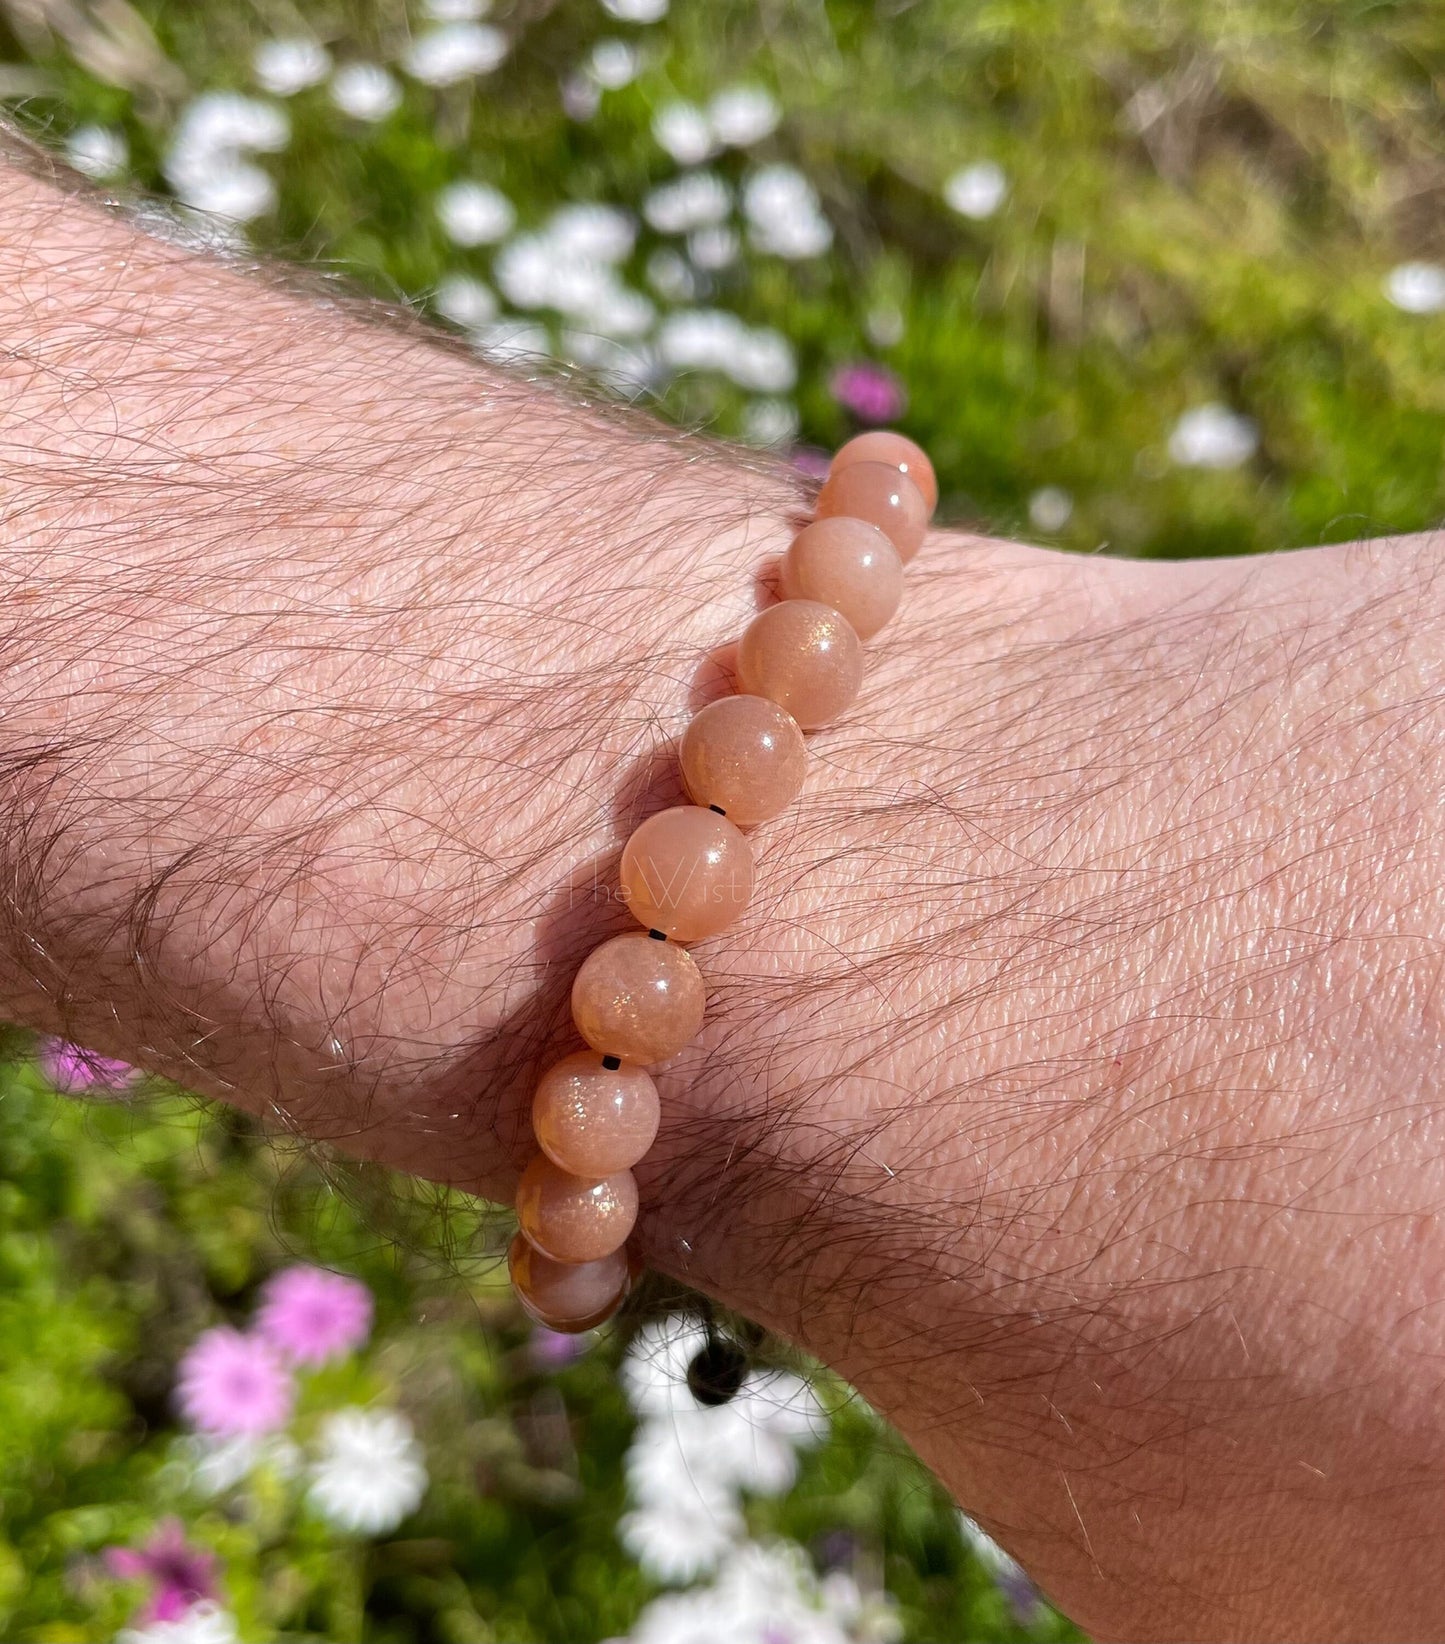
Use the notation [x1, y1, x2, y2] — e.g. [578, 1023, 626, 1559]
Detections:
[507, 429, 937, 1332]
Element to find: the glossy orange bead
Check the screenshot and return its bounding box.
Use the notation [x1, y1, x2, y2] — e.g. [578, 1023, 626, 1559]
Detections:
[736, 599, 863, 729]
[680, 695, 807, 825]
[831, 430, 937, 515]
[515, 1154, 638, 1263]
[619, 806, 754, 942]
[815, 461, 928, 562]
[532, 1051, 660, 1176]
[781, 517, 903, 641]
[572, 932, 706, 1063]
[508, 1232, 631, 1332]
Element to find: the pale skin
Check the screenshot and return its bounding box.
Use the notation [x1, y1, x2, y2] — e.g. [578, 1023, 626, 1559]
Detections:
[3, 149, 1444, 1642]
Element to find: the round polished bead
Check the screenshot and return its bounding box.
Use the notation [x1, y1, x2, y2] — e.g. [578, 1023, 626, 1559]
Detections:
[831, 430, 937, 516]
[515, 1154, 638, 1264]
[680, 695, 808, 826]
[736, 599, 863, 729]
[533, 1051, 660, 1177]
[572, 931, 706, 1063]
[619, 806, 754, 943]
[508, 1232, 631, 1333]
[815, 461, 928, 562]
[781, 518, 903, 641]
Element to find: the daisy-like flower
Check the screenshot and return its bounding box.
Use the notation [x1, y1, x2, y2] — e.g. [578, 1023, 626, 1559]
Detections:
[254, 1264, 373, 1367]
[171, 1431, 301, 1497]
[306, 1407, 428, 1535]
[65, 124, 128, 180]
[588, 38, 641, 90]
[164, 93, 289, 224]
[404, 22, 508, 85]
[37, 1036, 138, 1097]
[436, 180, 515, 246]
[742, 398, 799, 447]
[653, 101, 717, 165]
[330, 62, 402, 122]
[116, 1603, 239, 1644]
[1384, 260, 1445, 315]
[644, 170, 731, 234]
[943, 159, 1008, 219]
[619, 1484, 743, 1584]
[829, 362, 906, 425]
[708, 85, 780, 148]
[1028, 485, 1073, 533]
[176, 1328, 295, 1438]
[601, 0, 669, 18]
[104, 1519, 217, 1625]
[742, 164, 832, 259]
[253, 37, 330, 96]
[546, 202, 636, 263]
[434, 273, 498, 330]
[1167, 402, 1258, 470]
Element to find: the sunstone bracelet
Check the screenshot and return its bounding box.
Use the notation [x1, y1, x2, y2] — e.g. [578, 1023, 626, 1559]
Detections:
[507, 429, 937, 1332]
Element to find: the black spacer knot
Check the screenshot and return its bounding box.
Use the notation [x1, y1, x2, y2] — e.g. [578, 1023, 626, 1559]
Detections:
[601, 1054, 621, 1071]
[708, 804, 726, 815]
[686, 1338, 750, 1407]
[647, 928, 667, 941]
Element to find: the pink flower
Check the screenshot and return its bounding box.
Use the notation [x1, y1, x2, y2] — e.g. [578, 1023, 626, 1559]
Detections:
[530, 1325, 588, 1370]
[792, 446, 832, 480]
[829, 361, 906, 425]
[37, 1036, 139, 1097]
[254, 1264, 373, 1367]
[104, 1518, 218, 1624]
[176, 1328, 295, 1437]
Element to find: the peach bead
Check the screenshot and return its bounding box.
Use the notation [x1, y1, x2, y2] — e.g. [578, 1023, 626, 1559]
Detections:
[831, 430, 937, 515]
[572, 932, 706, 1063]
[736, 599, 863, 729]
[781, 518, 903, 641]
[515, 1154, 638, 1264]
[533, 1051, 660, 1177]
[815, 461, 928, 562]
[680, 695, 807, 826]
[508, 1232, 631, 1332]
[620, 806, 754, 943]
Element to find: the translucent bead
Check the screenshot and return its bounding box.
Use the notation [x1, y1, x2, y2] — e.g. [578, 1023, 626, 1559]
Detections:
[781, 518, 903, 641]
[508, 1232, 631, 1333]
[533, 1050, 660, 1177]
[515, 1154, 638, 1264]
[619, 806, 754, 942]
[736, 599, 863, 729]
[680, 695, 807, 826]
[572, 931, 706, 1063]
[831, 430, 937, 516]
[815, 461, 928, 562]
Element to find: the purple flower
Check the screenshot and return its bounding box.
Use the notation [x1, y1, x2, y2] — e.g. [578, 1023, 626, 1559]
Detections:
[104, 1518, 217, 1624]
[37, 1036, 139, 1097]
[254, 1264, 373, 1368]
[829, 361, 906, 425]
[176, 1328, 295, 1437]
[792, 446, 832, 480]
[529, 1325, 588, 1371]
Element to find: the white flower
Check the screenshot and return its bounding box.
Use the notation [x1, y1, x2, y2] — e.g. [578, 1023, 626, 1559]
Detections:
[688, 224, 738, 270]
[1385, 260, 1445, 315]
[646, 247, 698, 301]
[730, 327, 797, 392]
[644, 170, 731, 233]
[656, 310, 796, 391]
[66, 124, 127, 180]
[404, 22, 508, 84]
[172, 1431, 300, 1496]
[475, 319, 551, 363]
[435, 273, 498, 329]
[1168, 402, 1258, 469]
[425, 0, 490, 16]
[330, 62, 402, 121]
[584, 284, 656, 337]
[944, 160, 1008, 220]
[709, 85, 780, 147]
[307, 1407, 428, 1536]
[653, 101, 717, 164]
[117, 1604, 240, 1644]
[172, 92, 290, 157]
[562, 72, 602, 121]
[1028, 485, 1072, 532]
[253, 37, 330, 96]
[546, 202, 636, 262]
[588, 37, 641, 89]
[601, 0, 669, 18]
[742, 398, 798, 447]
[164, 93, 288, 222]
[620, 1490, 743, 1584]
[743, 163, 832, 259]
[436, 180, 515, 245]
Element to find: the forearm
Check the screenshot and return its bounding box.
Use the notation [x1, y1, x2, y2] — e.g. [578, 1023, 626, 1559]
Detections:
[4, 160, 1445, 1640]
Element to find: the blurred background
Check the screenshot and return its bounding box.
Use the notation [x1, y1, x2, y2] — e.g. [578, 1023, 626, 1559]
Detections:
[0, 0, 1442, 1638]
